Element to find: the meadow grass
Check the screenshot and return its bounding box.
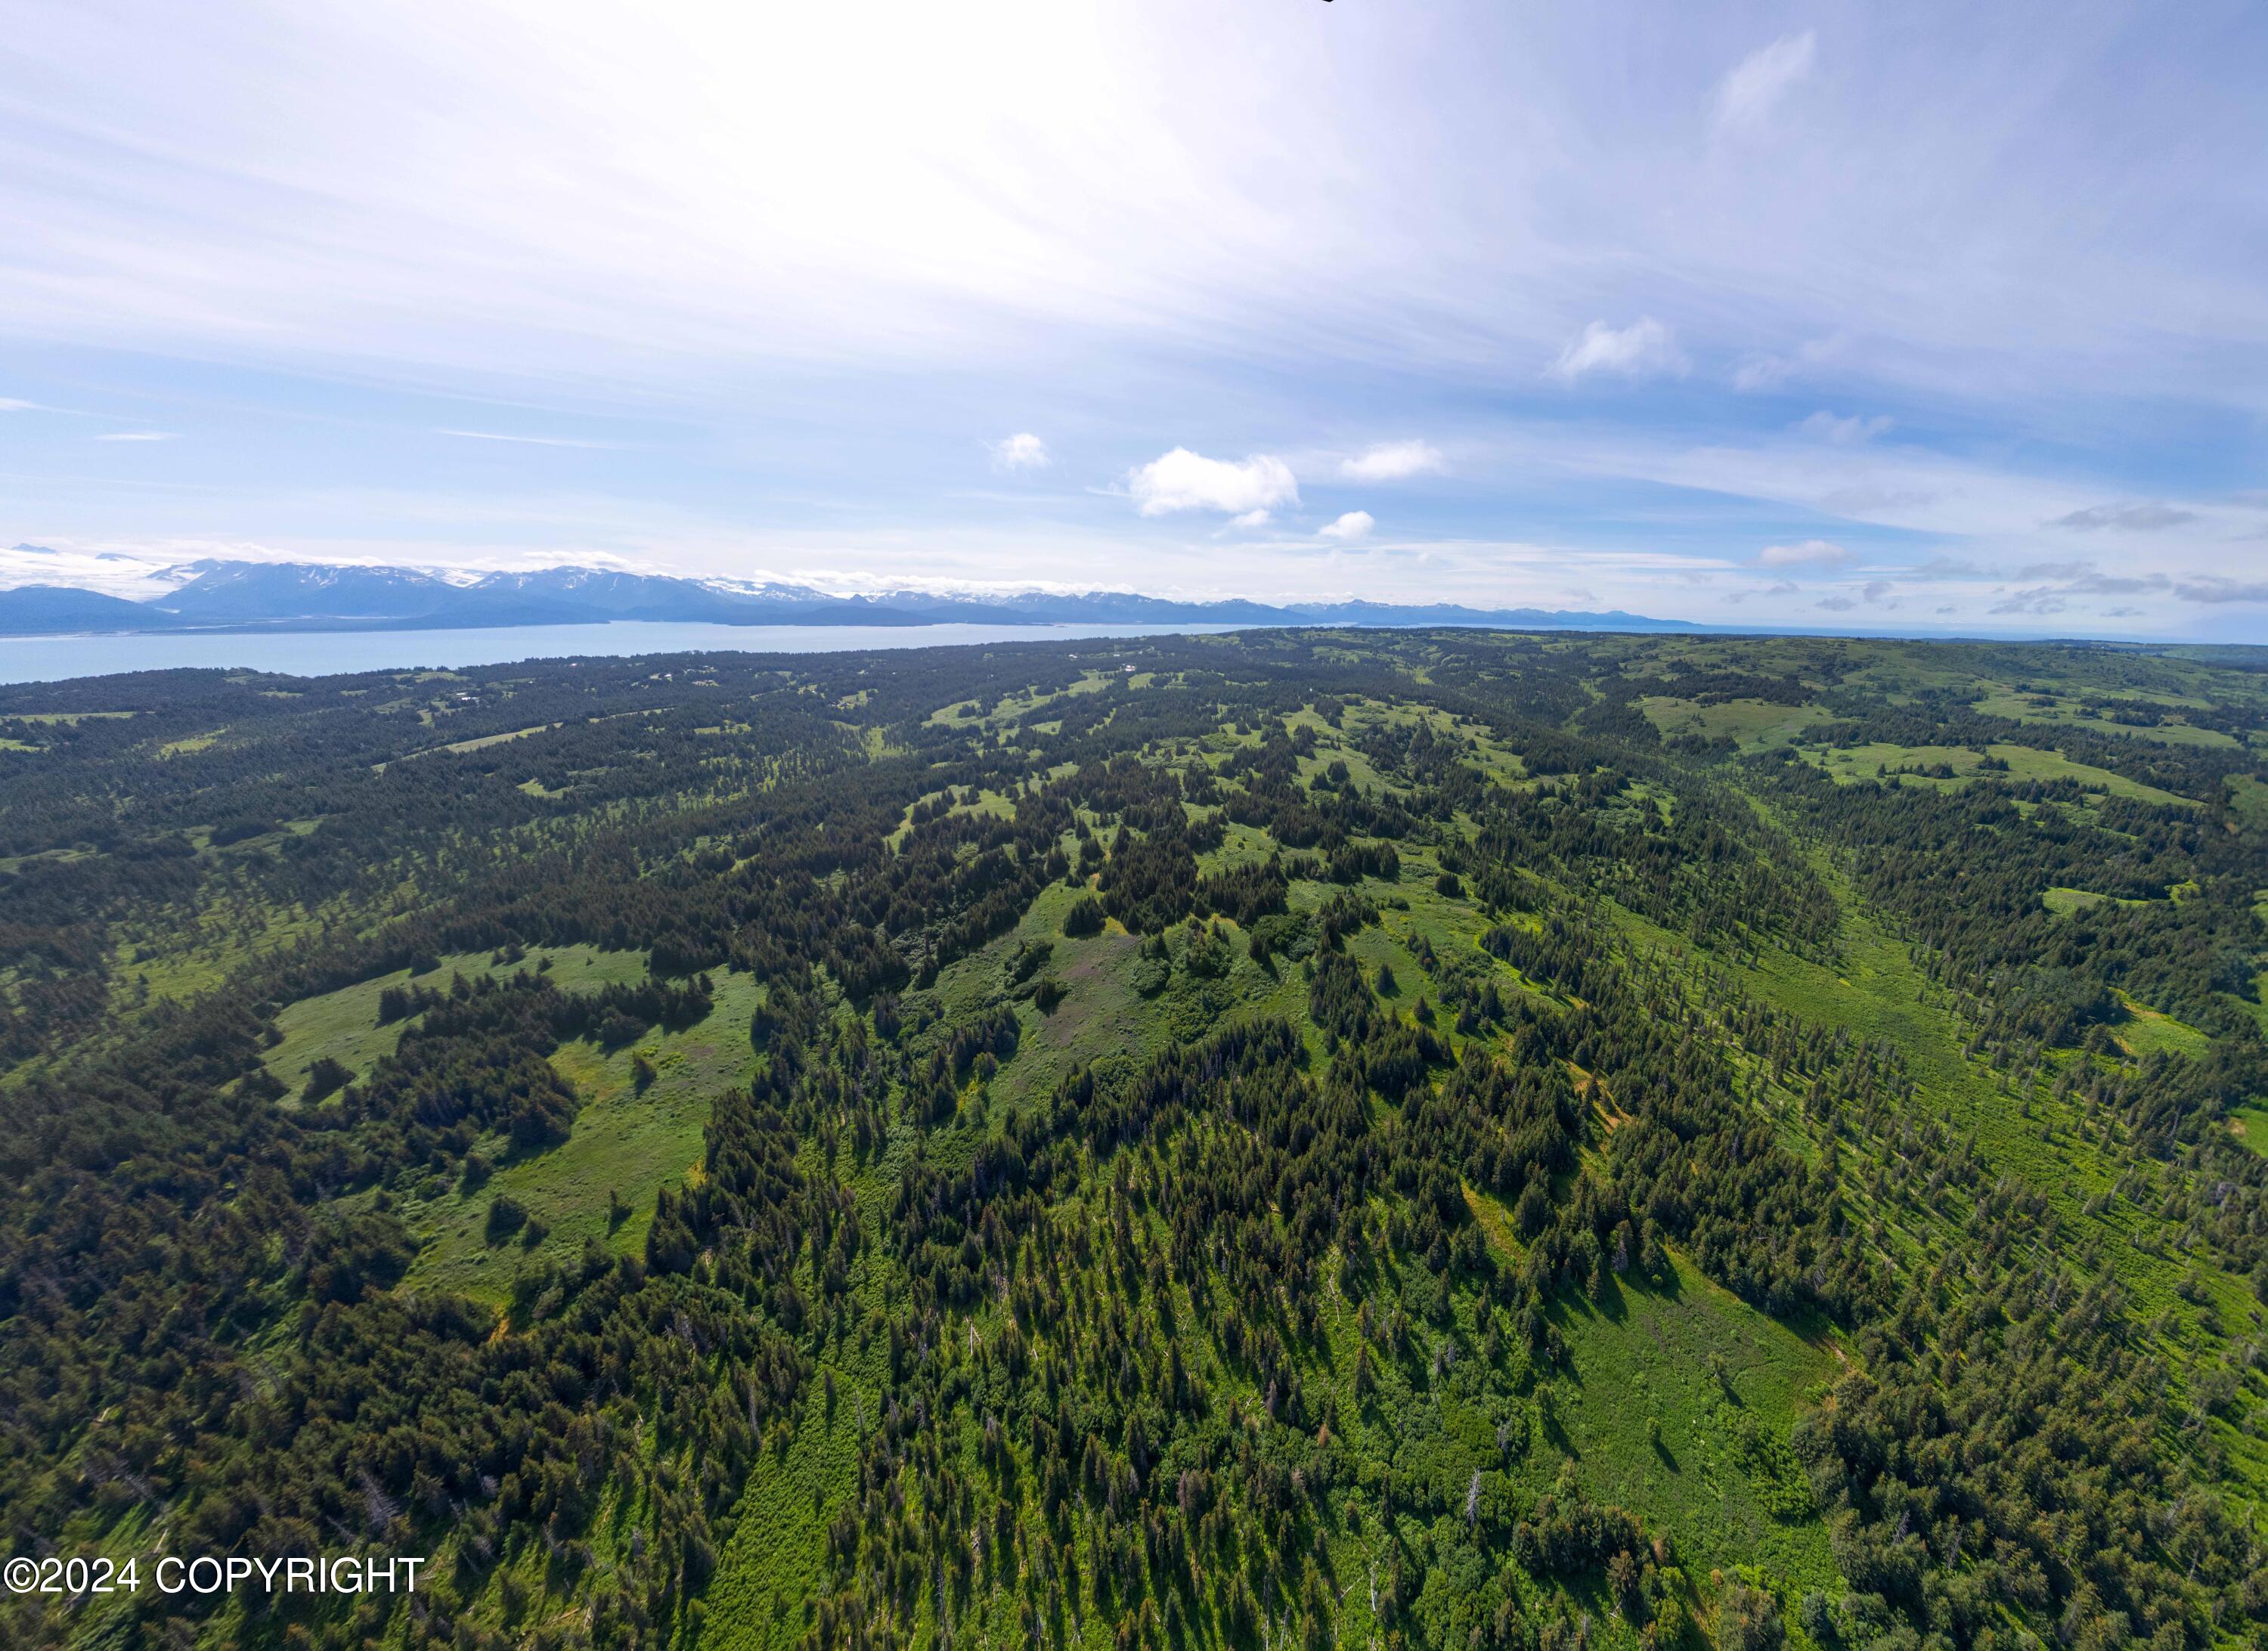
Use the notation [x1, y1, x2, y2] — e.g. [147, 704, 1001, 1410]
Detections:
[398, 968, 765, 1306]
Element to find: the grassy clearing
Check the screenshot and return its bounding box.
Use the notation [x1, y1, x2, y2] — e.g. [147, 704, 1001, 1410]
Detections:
[1637, 696, 1829, 751]
[261, 944, 651, 1103]
[1804, 741, 2195, 805]
[2109, 990, 2214, 1061]
[376, 721, 560, 769]
[1550, 1256, 1842, 1600]
[1969, 686, 2244, 749]
[884, 785, 1018, 850]
[2041, 886, 2155, 915]
[2230, 774, 2268, 835]
[398, 968, 766, 1306]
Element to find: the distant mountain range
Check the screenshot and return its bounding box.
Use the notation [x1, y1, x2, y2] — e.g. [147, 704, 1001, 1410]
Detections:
[0, 553, 1692, 637]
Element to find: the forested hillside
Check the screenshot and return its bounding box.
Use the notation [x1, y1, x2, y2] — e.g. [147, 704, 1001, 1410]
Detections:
[3, 630, 2266, 1651]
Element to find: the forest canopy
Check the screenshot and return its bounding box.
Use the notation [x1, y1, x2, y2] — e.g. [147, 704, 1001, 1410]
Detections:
[2, 629, 2265, 1651]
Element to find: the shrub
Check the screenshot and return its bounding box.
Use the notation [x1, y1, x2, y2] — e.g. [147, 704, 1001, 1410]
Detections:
[302, 1055, 351, 1103]
[485, 1193, 530, 1244]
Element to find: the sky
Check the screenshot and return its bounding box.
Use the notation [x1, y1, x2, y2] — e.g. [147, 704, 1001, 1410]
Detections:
[2, 1, 2266, 637]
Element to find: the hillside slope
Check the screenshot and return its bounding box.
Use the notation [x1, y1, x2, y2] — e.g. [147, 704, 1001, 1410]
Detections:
[1, 630, 2264, 1650]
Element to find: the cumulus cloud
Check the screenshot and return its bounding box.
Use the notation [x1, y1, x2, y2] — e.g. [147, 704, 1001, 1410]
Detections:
[2047, 501, 2198, 531]
[1799, 410, 1892, 444]
[1547, 318, 1687, 383]
[1756, 539, 1855, 569]
[1715, 32, 1816, 134]
[990, 432, 1049, 471]
[1339, 441, 1443, 482]
[1230, 509, 1272, 528]
[1126, 448, 1298, 516]
[1318, 511, 1375, 542]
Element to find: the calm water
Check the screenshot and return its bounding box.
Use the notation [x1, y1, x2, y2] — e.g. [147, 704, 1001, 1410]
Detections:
[0, 620, 1251, 685]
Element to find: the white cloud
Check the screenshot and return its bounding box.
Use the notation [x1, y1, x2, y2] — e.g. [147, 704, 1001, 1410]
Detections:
[1732, 336, 1842, 394]
[990, 431, 1049, 471]
[1230, 509, 1272, 528]
[2047, 500, 2197, 531]
[1715, 32, 1815, 134]
[438, 428, 613, 448]
[1339, 440, 1443, 482]
[0, 398, 36, 411]
[1125, 448, 1298, 516]
[1756, 539, 1856, 569]
[1799, 410, 1892, 444]
[1547, 318, 1687, 383]
[95, 430, 179, 441]
[1318, 510, 1374, 542]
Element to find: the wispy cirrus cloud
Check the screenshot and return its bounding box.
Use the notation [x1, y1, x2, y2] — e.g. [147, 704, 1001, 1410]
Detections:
[0, 3, 2260, 639]
[438, 429, 615, 448]
[1799, 410, 1892, 444]
[1715, 32, 1816, 134]
[1547, 318, 1687, 384]
[2047, 501, 2198, 532]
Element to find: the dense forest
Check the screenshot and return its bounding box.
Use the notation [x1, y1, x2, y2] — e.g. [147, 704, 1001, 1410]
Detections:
[2, 628, 2266, 1651]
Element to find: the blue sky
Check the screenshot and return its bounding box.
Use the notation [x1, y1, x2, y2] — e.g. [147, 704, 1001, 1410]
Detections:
[3, 1, 2265, 636]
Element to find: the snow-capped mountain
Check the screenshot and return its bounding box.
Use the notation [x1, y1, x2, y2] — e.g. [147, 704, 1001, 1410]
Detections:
[0, 557, 1687, 636]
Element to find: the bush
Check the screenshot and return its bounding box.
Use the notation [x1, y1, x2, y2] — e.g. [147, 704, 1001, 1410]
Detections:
[1183, 920, 1233, 978]
[1033, 977, 1067, 1013]
[1716, 1583, 1785, 1651]
[302, 1055, 351, 1102]
[1247, 912, 1313, 965]
[596, 1009, 649, 1048]
[485, 1193, 530, 1244]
